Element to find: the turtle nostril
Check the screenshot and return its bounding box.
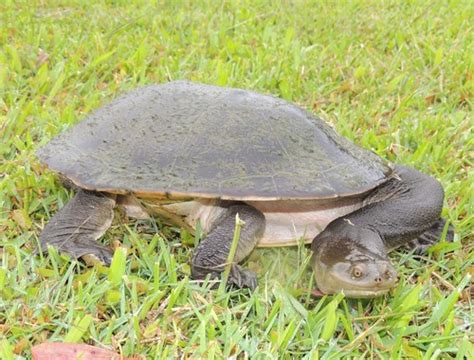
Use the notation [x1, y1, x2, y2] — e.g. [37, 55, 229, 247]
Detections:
[374, 276, 383, 284]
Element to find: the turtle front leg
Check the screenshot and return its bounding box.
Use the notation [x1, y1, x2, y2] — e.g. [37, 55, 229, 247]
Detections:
[38, 190, 116, 265]
[191, 204, 265, 290]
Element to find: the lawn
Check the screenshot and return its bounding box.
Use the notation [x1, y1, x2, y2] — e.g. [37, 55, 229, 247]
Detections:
[0, 0, 472, 358]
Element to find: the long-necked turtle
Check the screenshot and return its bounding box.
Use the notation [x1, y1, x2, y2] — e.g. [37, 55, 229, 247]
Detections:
[37, 81, 450, 297]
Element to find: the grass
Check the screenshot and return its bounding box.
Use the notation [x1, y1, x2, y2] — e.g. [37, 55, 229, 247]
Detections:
[0, 0, 472, 358]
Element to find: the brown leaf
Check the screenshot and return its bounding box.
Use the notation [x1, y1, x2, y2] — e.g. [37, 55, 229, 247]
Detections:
[11, 209, 32, 230]
[14, 338, 29, 354]
[424, 94, 437, 105]
[36, 49, 49, 67]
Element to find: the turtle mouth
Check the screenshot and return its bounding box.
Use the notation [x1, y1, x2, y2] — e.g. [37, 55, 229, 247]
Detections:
[316, 275, 395, 298]
[337, 288, 391, 298]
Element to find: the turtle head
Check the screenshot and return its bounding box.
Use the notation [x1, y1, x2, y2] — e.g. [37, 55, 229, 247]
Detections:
[311, 220, 397, 298]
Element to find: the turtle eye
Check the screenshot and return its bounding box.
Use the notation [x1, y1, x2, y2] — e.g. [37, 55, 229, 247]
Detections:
[351, 266, 364, 279]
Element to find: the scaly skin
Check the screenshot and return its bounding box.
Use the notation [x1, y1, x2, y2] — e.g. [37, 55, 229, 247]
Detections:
[310, 165, 446, 297]
[38, 190, 116, 265]
[37, 166, 448, 297]
[191, 204, 265, 290]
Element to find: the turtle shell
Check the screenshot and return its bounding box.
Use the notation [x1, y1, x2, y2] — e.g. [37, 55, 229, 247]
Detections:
[37, 81, 392, 200]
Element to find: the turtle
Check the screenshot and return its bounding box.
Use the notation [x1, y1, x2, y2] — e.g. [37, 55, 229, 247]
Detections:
[36, 81, 451, 298]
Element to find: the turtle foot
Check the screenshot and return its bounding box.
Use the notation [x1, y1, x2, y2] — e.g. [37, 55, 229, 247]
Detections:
[227, 264, 258, 290]
[73, 243, 114, 266]
[406, 218, 454, 255]
[191, 263, 257, 291]
[38, 190, 116, 266]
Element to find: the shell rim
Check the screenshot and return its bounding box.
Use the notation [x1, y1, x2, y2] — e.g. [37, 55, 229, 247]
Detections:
[47, 164, 394, 201]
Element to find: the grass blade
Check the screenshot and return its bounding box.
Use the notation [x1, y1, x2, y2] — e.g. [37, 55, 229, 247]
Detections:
[108, 247, 127, 287]
[64, 314, 93, 343]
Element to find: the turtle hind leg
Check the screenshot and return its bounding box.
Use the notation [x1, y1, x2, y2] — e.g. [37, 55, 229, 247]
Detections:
[405, 218, 454, 255]
[39, 190, 117, 265]
[191, 204, 265, 290]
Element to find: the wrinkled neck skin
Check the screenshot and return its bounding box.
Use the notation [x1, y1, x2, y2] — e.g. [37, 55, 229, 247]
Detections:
[311, 165, 445, 297]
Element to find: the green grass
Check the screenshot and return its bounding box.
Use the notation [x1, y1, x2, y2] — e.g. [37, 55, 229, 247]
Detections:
[1, 0, 473, 358]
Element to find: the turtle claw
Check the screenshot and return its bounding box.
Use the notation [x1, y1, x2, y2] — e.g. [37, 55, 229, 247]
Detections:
[191, 263, 258, 291]
[405, 219, 454, 255]
[97, 250, 113, 266]
[79, 245, 113, 266]
[406, 239, 435, 256]
[227, 264, 258, 290]
[54, 240, 114, 266]
[38, 190, 116, 266]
